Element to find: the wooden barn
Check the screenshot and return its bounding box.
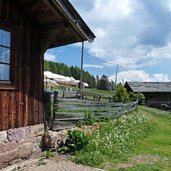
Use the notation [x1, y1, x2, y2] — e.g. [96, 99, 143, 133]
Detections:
[124, 82, 171, 107]
[0, 0, 95, 131]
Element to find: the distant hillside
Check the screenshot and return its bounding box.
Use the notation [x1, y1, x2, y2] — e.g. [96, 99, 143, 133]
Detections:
[44, 60, 96, 88]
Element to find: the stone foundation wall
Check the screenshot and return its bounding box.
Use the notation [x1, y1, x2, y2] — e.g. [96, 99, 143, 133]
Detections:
[0, 124, 44, 169]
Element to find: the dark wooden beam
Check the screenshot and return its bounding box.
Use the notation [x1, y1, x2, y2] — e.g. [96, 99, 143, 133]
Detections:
[43, 0, 62, 19]
[42, 21, 66, 33]
[40, 30, 58, 55]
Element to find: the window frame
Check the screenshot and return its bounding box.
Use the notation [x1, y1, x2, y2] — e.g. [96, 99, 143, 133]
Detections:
[0, 23, 16, 90]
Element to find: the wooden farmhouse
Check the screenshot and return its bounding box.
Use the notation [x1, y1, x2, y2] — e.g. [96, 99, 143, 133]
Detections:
[0, 0, 95, 131]
[124, 81, 171, 107]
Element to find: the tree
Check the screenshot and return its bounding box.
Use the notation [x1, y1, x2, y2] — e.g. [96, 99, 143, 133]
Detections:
[137, 92, 145, 105]
[99, 75, 110, 90]
[96, 75, 100, 89]
[113, 83, 129, 103]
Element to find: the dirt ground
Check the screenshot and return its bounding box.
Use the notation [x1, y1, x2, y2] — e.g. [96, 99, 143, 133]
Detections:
[3, 153, 104, 171]
[3, 153, 167, 171]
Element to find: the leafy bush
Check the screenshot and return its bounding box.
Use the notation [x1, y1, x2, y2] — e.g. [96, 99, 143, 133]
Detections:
[113, 83, 130, 103]
[76, 111, 96, 127]
[129, 92, 138, 101]
[60, 130, 90, 153]
[42, 150, 54, 159]
[84, 111, 96, 125]
[128, 92, 145, 105]
[137, 92, 145, 105]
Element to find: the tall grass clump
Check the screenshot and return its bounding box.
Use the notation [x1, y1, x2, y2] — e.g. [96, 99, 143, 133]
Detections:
[74, 110, 152, 168]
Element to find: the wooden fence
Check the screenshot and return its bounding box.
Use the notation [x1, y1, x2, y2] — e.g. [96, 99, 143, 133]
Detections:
[46, 89, 110, 101]
[44, 91, 138, 131]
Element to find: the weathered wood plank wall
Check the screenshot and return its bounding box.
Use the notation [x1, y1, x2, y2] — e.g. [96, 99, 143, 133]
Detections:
[0, 0, 43, 131]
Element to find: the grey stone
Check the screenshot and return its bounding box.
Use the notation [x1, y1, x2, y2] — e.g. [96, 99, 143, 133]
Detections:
[2, 141, 18, 153]
[0, 149, 18, 163]
[33, 124, 44, 136]
[47, 130, 67, 148]
[2, 142, 12, 152]
[0, 162, 8, 169]
[7, 128, 24, 142]
[18, 142, 33, 158]
[0, 131, 7, 143]
[30, 143, 42, 159]
[24, 127, 32, 140]
[0, 143, 3, 153]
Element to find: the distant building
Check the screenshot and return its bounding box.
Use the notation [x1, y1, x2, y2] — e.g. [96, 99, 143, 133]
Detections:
[124, 82, 171, 108]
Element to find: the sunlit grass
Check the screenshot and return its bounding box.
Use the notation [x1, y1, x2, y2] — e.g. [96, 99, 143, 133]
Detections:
[132, 106, 171, 171]
[72, 106, 171, 170]
[74, 110, 152, 168]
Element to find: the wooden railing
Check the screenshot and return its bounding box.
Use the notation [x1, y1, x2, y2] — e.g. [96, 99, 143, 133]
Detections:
[44, 91, 138, 130]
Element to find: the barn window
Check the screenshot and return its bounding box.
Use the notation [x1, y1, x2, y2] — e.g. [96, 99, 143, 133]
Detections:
[0, 29, 11, 81]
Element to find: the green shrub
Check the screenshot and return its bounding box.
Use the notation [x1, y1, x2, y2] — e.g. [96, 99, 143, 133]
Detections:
[137, 92, 145, 105]
[42, 150, 54, 159]
[76, 111, 96, 127]
[61, 130, 90, 153]
[84, 111, 96, 125]
[129, 92, 138, 101]
[113, 83, 130, 103]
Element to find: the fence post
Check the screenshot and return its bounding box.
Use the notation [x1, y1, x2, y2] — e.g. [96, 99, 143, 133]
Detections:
[62, 90, 65, 98]
[53, 91, 58, 121]
[43, 91, 52, 130]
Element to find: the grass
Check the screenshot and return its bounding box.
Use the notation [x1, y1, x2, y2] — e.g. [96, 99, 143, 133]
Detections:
[110, 106, 171, 171]
[132, 106, 171, 171]
[74, 109, 152, 168]
[53, 86, 113, 101]
[71, 106, 171, 171]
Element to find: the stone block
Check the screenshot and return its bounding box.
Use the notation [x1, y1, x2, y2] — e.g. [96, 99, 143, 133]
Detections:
[0, 144, 3, 154]
[30, 143, 42, 159]
[46, 130, 67, 149]
[24, 127, 32, 140]
[0, 162, 8, 169]
[33, 124, 44, 136]
[18, 142, 33, 158]
[7, 128, 24, 142]
[0, 131, 7, 143]
[2, 142, 18, 153]
[2, 142, 12, 152]
[0, 149, 18, 163]
[11, 141, 18, 150]
[8, 158, 23, 165]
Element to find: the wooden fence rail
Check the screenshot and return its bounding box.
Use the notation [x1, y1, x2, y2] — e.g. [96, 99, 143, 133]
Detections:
[44, 91, 138, 130]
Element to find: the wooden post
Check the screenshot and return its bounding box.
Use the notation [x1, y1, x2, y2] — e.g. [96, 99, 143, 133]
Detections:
[43, 91, 52, 130]
[63, 90, 65, 98]
[80, 41, 84, 99]
[53, 91, 58, 121]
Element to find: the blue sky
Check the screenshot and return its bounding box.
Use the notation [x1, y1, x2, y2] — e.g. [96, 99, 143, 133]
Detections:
[45, 0, 171, 83]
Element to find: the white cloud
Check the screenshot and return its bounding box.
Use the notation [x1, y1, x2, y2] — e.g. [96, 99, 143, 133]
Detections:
[44, 52, 56, 62]
[109, 70, 170, 83]
[83, 64, 104, 68]
[70, 0, 171, 70]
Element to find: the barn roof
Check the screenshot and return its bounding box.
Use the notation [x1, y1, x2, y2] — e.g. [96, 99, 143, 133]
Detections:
[18, 0, 95, 48]
[125, 82, 171, 93]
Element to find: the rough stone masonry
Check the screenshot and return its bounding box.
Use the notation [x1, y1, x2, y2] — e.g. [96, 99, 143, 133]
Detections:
[0, 124, 44, 169]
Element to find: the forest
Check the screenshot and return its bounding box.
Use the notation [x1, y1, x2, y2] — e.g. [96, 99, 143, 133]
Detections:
[44, 60, 115, 90]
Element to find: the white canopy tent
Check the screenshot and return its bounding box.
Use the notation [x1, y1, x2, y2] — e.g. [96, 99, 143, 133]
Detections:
[44, 79, 59, 89]
[44, 71, 89, 87]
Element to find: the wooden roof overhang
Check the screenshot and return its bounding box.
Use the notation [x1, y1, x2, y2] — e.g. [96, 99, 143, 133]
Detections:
[18, 0, 95, 53]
